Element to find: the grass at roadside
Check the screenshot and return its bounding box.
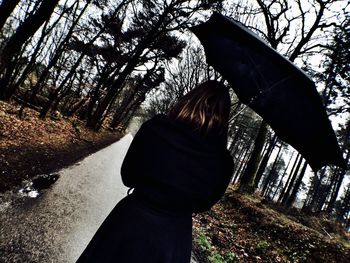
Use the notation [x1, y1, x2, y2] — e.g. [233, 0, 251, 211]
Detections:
[192, 185, 350, 263]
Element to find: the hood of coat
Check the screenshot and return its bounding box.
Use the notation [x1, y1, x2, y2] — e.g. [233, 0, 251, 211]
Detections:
[144, 114, 228, 155]
[122, 113, 234, 214]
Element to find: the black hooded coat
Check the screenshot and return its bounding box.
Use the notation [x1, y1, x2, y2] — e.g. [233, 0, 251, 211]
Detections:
[76, 114, 234, 263]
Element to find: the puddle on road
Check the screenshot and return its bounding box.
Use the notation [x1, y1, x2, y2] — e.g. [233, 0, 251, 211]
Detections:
[18, 173, 60, 198]
[0, 173, 60, 213]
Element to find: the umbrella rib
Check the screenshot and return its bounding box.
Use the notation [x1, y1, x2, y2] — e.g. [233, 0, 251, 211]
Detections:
[248, 75, 292, 105]
[230, 75, 292, 120]
[244, 52, 269, 93]
[243, 52, 294, 100]
[268, 75, 293, 92]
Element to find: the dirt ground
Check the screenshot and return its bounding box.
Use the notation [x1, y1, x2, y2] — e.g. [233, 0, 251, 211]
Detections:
[0, 100, 123, 193]
[192, 185, 350, 263]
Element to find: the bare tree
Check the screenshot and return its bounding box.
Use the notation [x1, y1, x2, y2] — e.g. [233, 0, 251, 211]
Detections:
[86, 0, 223, 129]
[144, 44, 214, 117]
[0, 0, 21, 31]
[0, 0, 61, 99]
[302, 15, 350, 214]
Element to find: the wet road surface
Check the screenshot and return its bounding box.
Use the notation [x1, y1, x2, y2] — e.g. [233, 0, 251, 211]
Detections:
[0, 134, 133, 263]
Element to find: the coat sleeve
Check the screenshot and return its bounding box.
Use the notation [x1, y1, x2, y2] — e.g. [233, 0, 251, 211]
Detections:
[192, 151, 235, 213]
[120, 124, 147, 187]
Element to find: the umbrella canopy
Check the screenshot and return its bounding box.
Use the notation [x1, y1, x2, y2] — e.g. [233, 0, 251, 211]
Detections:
[190, 12, 346, 172]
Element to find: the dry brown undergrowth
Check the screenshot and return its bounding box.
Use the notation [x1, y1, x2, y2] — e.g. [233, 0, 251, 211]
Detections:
[192, 185, 350, 263]
[0, 100, 122, 192]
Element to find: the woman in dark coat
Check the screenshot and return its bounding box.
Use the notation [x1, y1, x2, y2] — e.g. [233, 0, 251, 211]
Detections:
[76, 80, 234, 263]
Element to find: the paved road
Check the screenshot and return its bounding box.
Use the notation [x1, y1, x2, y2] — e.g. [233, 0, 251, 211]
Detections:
[0, 134, 133, 263]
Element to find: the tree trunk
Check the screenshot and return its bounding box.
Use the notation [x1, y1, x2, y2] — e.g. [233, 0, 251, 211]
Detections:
[87, 47, 146, 129]
[67, 98, 87, 117]
[254, 135, 277, 188]
[39, 70, 76, 119]
[119, 99, 143, 131]
[27, 1, 88, 105]
[87, 6, 171, 129]
[112, 96, 143, 130]
[232, 138, 253, 183]
[0, 0, 60, 71]
[337, 187, 350, 221]
[326, 121, 350, 213]
[0, 0, 21, 31]
[262, 143, 283, 196]
[40, 25, 104, 119]
[51, 75, 76, 113]
[0, 0, 60, 99]
[278, 153, 301, 203]
[228, 126, 242, 154]
[85, 67, 120, 121]
[302, 167, 327, 212]
[239, 120, 268, 193]
[326, 168, 347, 214]
[11, 2, 81, 104]
[110, 89, 138, 129]
[271, 151, 295, 201]
[281, 156, 303, 205]
[285, 160, 308, 207]
[7, 21, 52, 102]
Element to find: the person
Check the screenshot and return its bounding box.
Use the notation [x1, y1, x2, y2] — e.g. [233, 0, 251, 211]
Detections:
[76, 80, 234, 263]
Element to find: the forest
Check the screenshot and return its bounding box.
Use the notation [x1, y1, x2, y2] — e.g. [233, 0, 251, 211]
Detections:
[0, 0, 349, 262]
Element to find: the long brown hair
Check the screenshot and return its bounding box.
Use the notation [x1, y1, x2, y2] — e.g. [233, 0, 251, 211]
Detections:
[168, 80, 231, 136]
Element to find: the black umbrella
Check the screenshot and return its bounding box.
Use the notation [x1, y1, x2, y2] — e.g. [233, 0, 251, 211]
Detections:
[190, 12, 346, 172]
